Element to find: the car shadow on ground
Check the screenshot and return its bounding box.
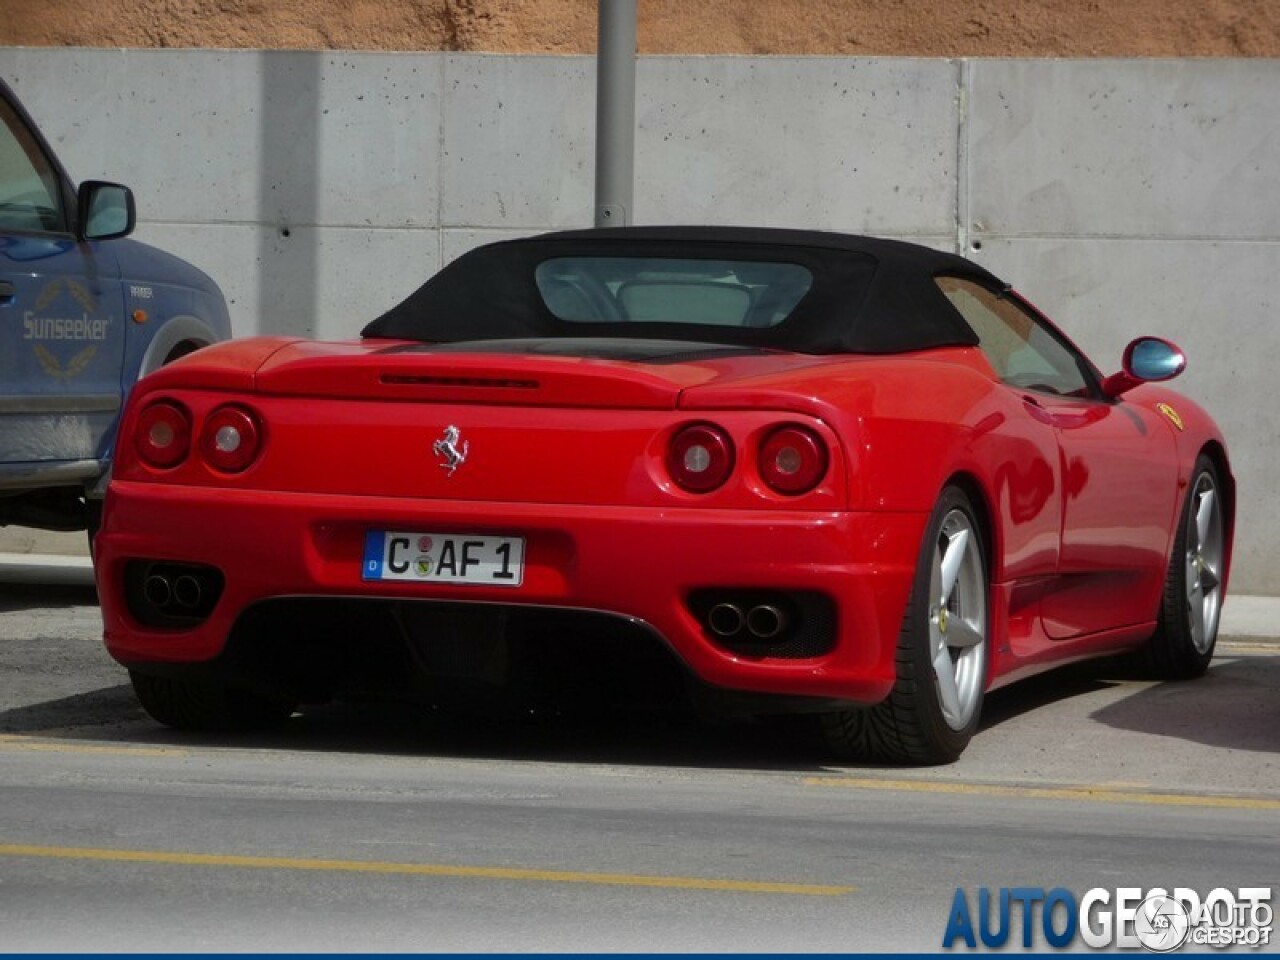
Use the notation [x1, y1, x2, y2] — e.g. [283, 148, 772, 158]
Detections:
[3, 581, 1275, 766]
[1087, 653, 1280, 755]
[6, 662, 1271, 772]
[0, 684, 138, 735]
[2, 688, 844, 771]
[977, 660, 1120, 730]
[977, 650, 1280, 756]
[0, 581, 98, 613]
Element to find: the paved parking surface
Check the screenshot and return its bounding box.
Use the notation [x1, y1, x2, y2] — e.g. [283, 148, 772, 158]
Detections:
[0, 581, 1277, 952]
[1, 580, 1277, 792]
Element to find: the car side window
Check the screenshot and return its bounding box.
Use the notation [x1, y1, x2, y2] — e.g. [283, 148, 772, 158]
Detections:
[937, 275, 1093, 398]
[0, 97, 65, 234]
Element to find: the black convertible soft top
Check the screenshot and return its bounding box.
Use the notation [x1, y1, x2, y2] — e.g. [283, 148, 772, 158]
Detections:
[362, 226, 1003, 355]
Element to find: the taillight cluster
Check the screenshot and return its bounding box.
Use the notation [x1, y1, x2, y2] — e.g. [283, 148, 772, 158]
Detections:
[136, 402, 190, 469]
[759, 425, 829, 494]
[668, 423, 735, 493]
[200, 406, 261, 473]
[134, 400, 264, 474]
[667, 422, 829, 496]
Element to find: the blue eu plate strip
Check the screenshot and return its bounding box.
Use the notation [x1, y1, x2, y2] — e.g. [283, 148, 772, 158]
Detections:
[362, 530, 384, 580]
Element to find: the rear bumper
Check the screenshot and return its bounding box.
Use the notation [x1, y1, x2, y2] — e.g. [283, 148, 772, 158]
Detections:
[96, 481, 927, 704]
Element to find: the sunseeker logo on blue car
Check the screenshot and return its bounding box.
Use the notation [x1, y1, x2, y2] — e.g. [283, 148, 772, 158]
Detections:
[942, 887, 1273, 951]
[21, 279, 110, 381]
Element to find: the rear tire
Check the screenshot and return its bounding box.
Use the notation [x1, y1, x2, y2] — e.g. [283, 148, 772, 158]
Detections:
[823, 486, 989, 765]
[1145, 456, 1225, 679]
[130, 670, 296, 732]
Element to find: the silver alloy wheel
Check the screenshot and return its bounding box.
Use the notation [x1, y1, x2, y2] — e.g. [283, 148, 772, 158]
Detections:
[1185, 471, 1225, 655]
[927, 509, 987, 731]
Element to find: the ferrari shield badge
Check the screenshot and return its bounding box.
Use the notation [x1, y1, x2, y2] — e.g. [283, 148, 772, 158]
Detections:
[433, 425, 469, 476]
[1156, 402, 1185, 432]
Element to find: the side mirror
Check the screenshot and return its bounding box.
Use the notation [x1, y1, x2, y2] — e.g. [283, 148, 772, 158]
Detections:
[77, 180, 136, 241]
[1101, 336, 1187, 398]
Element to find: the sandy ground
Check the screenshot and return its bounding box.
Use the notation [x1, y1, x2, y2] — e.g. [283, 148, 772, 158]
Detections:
[2, 0, 1277, 56]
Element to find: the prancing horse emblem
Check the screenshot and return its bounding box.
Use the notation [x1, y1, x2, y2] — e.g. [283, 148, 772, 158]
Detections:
[433, 425, 469, 476]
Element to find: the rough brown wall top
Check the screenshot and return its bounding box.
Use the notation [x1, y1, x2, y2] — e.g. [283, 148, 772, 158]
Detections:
[2, 0, 1278, 56]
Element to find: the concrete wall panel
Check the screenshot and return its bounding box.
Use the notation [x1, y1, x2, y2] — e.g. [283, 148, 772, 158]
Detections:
[440, 56, 595, 229]
[967, 59, 1280, 240]
[636, 58, 959, 233]
[8, 50, 443, 229]
[136, 222, 439, 340]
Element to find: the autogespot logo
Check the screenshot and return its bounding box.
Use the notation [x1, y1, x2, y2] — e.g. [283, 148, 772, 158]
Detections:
[1134, 894, 1192, 952]
[942, 887, 1274, 951]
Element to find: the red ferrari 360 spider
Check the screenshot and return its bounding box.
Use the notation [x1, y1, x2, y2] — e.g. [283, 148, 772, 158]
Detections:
[94, 228, 1233, 763]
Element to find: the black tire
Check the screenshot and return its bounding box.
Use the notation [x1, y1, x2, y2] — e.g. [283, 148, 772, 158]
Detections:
[823, 486, 989, 765]
[130, 670, 296, 732]
[1145, 455, 1225, 679]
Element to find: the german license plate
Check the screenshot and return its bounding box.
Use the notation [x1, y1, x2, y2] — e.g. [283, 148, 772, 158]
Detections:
[362, 531, 524, 586]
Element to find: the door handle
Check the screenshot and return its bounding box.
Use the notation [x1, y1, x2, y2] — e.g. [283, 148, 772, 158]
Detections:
[1021, 393, 1058, 426]
[0, 280, 14, 303]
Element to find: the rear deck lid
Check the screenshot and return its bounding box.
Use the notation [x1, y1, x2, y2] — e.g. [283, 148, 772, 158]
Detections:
[253, 337, 823, 409]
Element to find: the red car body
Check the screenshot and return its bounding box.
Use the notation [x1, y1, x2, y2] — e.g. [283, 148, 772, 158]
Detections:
[94, 228, 1234, 763]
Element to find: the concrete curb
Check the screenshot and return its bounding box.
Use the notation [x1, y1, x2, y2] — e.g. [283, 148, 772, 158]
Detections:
[0, 553, 95, 587]
[1212, 595, 1280, 643]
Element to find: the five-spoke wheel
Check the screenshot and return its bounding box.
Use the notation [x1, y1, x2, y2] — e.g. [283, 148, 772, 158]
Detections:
[824, 485, 989, 764]
[928, 507, 988, 732]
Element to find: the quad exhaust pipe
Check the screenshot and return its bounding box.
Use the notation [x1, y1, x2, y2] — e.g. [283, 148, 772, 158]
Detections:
[143, 573, 205, 611]
[128, 561, 223, 625]
[691, 589, 834, 659]
[706, 602, 788, 641]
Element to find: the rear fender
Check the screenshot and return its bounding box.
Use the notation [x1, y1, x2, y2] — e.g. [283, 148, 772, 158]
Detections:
[1134, 385, 1234, 596]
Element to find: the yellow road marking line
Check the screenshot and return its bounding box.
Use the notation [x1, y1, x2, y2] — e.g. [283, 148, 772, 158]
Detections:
[0, 843, 853, 896]
[0, 735, 185, 758]
[1218, 641, 1280, 655]
[804, 776, 1280, 811]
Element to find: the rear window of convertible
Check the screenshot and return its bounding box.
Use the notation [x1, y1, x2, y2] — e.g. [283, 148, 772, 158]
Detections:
[534, 257, 814, 328]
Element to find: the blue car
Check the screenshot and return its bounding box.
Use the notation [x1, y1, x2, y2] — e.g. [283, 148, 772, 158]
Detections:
[0, 77, 230, 542]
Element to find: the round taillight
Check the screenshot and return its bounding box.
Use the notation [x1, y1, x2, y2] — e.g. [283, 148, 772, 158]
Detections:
[668, 423, 734, 493]
[135, 401, 191, 469]
[199, 405, 262, 473]
[759, 425, 828, 495]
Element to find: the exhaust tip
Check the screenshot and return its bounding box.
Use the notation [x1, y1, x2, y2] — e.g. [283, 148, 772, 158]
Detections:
[173, 575, 203, 609]
[707, 602, 746, 638]
[143, 575, 172, 608]
[746, 604, 788, 640]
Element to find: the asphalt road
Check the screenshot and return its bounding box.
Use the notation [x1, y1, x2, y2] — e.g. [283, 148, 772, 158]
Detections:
[1, 583, 1277, 952]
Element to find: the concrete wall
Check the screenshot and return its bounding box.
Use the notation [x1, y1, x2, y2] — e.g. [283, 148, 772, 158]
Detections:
[1, 49, 1276, 593]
